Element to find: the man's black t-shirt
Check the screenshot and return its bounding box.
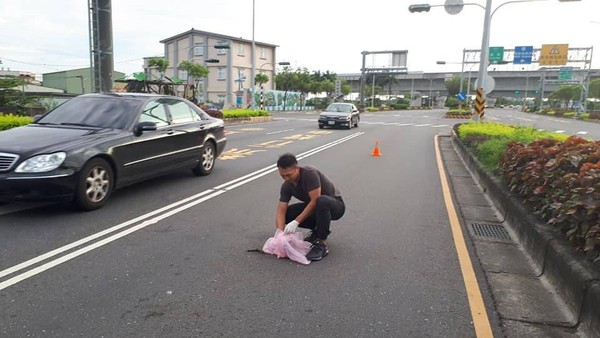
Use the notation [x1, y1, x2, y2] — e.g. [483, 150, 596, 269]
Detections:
[279, 165, 341, 203]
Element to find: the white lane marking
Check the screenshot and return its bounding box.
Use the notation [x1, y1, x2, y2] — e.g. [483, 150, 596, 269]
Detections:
[555, 130, 566, 133]
[0, 189, 218, 279]
[576, 131, 588, 135]
[0, 190, 227, 291]
[432, 125, 449, 128]
[266, 129, 294, 135]
[414, 124, 432, 127]
[395, 123, 414, 126]
[0, 132, 364, 291]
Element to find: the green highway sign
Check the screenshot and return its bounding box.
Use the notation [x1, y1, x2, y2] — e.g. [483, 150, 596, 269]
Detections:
[558, 67, 573, 80]
[489, 47, 505, 64]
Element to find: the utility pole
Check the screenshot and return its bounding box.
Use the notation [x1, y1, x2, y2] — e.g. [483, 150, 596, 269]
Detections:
[88, 0, 114, 93]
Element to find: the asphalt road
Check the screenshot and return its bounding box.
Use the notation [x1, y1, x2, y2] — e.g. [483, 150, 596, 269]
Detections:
[1, 109, 597, 337]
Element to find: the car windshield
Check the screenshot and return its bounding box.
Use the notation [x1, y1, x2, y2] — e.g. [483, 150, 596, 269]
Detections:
[37, 96, 141, 129]
[325, 104, 352, 113]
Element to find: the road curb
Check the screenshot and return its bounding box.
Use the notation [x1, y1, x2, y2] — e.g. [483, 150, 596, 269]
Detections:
[450, 126, 600, 336]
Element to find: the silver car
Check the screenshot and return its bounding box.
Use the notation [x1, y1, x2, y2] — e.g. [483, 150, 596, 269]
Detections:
[318, 103, 360, 129]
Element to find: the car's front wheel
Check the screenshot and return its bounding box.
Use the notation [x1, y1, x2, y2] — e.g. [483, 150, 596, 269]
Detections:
[192, 141, 216, 176]
[73, 158, 114, 211]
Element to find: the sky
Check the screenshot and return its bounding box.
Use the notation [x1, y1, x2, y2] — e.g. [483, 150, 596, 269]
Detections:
[0, 0, 598, 79]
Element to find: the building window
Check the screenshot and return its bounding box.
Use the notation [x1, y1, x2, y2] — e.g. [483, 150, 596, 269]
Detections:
[217, 68, 226, 80]
[217, 40, 227, 55]
[194, 43, 204, 57]
[238, 44, 245, 56]
[260, 47, 267, 59]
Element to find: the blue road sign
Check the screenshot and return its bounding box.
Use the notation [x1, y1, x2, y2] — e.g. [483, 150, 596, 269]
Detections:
[456, 92, 466, 102]
[513, 46, 533, 64]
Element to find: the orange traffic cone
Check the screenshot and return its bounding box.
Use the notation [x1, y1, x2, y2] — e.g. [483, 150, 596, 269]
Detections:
[371, 141, 382, 157]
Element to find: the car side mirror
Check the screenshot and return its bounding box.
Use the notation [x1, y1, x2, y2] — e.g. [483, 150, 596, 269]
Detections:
[134, 121, 157, 136]
[33, 114, 43, 122]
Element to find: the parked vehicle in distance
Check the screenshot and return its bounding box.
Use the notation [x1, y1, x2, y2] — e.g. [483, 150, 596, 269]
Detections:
[318, 103, 360, 129]
[0, 93, 227, 211]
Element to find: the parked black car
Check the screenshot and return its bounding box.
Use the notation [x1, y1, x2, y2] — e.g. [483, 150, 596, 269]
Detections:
[0, 93, 227, 210]
[318, 103, 360, 129]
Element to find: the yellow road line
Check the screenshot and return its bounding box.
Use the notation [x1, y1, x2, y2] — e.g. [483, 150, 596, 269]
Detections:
[434, 134, 494, 338]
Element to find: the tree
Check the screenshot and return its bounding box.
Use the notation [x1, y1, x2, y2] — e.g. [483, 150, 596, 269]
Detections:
[444, 76, 468, 96]
[148, 57, 169, 80]
[274, 66, 297, 110]
[254, 73, 269, 87]
[178, 60, 209, 103]
[379, 74, 399, 96]
[341, 80, 352, 96]
[548, 85, 580, 109]
[589, 78, 600, 99]
[0, 76, 27, 111]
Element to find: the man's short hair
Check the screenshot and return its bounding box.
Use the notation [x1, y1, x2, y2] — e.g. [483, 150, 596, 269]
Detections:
[277, 153, 298, 168]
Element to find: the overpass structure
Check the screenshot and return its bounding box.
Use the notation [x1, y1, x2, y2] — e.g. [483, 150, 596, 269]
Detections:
[338, 68, 600, 105]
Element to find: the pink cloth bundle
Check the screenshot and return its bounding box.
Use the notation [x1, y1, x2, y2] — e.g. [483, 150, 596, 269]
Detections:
[262, 229, 312, 265]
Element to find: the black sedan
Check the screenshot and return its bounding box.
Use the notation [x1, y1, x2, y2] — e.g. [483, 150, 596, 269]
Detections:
[0, 93, 227, 211]
[318, 103, 360, 129]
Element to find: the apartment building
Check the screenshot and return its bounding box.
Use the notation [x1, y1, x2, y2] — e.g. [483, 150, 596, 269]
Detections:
[159, 28, 279, 108]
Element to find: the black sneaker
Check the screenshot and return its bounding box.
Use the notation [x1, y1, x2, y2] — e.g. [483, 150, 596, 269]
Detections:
[304, 231, 319, 244]
[306, 241, 329, 261]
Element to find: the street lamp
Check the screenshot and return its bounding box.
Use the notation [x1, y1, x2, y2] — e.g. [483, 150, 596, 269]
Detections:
[409, 0, 580, 104]
[251, 0, 256, 110]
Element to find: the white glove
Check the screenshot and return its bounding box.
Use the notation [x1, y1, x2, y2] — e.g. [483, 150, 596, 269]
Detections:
[284, 220, 299, 234]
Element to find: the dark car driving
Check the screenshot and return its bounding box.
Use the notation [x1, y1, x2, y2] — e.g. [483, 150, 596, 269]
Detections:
[0, 93, 227, 210]
[318, 103, 360, 129]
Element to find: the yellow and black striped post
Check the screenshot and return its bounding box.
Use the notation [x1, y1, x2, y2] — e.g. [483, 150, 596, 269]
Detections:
[473, 87, 486, 120]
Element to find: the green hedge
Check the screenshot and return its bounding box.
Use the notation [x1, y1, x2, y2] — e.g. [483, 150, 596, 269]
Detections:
[222, 109, 269, 118]
[456, 121, 599, 256]
[0, 113, 34, 131]
[458, 122, 568, 172]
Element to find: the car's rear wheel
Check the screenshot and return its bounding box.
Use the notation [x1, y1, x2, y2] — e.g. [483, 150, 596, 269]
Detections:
[192, 141, 215, 176]
[73, 158, 113, 211]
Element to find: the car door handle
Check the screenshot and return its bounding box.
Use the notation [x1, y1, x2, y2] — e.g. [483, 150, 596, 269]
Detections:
[199, 125, 206, 130]
[166, 129, 174, 135]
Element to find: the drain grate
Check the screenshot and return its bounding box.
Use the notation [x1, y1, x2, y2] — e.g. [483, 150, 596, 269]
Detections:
[471, 223, 511, 241]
